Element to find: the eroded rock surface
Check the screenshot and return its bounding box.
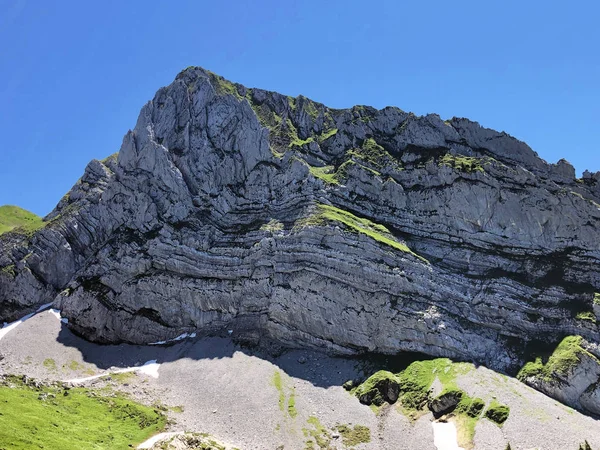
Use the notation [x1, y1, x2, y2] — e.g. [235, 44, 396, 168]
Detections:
[2, 67, 600, 387]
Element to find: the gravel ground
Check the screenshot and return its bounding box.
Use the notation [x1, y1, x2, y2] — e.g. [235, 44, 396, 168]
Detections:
[2, 310, 600, 449]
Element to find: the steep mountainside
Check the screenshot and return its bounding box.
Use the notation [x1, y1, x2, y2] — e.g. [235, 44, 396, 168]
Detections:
[2, 67, 600, 413]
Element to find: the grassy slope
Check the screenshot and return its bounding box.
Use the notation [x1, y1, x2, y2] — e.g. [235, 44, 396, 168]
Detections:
[0, 382, 166, 450]
[0, 205, 45, 236]
[518, 335, 598, 382]
[300, 204, 428, 263]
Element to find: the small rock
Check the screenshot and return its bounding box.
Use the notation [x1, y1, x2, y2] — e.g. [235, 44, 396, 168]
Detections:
[342, 380, 354, 391]
[298, 356, 307, 364]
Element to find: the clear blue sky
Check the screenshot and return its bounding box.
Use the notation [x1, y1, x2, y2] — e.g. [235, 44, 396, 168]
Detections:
[1, 0, 598, 216]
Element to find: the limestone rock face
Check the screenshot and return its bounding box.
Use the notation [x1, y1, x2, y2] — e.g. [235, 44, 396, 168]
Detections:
[1, 67, 600, 387]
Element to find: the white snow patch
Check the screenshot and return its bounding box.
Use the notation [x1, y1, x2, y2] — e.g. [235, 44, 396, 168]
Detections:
[137, 431, 183, 449]
[36, 302, 54, 312]
[432, 421, 465, 450]
[48, 308, 68, 323]
[0, 303, 54, 341]
[64, 360, 161, 384]
[149, 332, 196, 345]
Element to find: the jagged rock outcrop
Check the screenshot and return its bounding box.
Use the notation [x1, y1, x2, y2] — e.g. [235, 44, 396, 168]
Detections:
[2, 67, 600, 399]
[519, 336, 600, 416]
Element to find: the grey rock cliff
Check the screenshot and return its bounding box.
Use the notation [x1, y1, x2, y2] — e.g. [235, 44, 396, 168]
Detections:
[2, 67, 600, 408]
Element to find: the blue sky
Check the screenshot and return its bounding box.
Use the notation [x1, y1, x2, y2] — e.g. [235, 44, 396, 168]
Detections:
[1, 0, 598, 216]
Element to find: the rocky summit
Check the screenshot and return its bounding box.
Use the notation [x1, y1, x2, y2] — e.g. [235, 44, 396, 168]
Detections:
[2, 66, 600, 417]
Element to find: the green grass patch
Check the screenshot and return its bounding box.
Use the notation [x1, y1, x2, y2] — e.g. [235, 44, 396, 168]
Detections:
[301, 98, 320, 120]
[0, 380, 166, 449]
[439, 153, 486, 173]
[453, 414, 478, 449]
[303, 416, 331, 449]
[298, 204, 428, 263]
[518, 335, 597, 382]
[576, 311, 597, 322]
[271, 370, 298, 419]
[288, 388, 297, 418]
[308, 165, 340, 185]
[347, 137, 401, 171]
[260, 219, 284, 233]
[290, 136, 314, 148]
[0, 205, 45, 236]
[354, 358, 473, 414]
[484, 400, 510, 425]
[43, 359, 57, 371]
[335, 424, 371, 446]
[207, 72, 243, 100]
[63, 360, 83, 372]
[109, 372, 136, 384]
[272, 370, 285, 412]
[318, 128, 338, 143]
[1, 264, 16, 277]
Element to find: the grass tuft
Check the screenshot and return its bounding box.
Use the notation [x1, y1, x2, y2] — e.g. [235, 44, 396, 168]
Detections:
[335, 424, 371, 446]
[484, 400, 510, 425]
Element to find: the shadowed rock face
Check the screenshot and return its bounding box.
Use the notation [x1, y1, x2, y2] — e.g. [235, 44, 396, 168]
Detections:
[1, 67, 600, 375]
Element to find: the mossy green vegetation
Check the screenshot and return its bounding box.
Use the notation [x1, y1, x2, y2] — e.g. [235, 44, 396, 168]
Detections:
[0, 264, 16, 277]
[576, 311, 597, 322]
[303, 416, 331, 449]
[439, 153, 486, 173]
[451, 393, 486, 445]
[0, 205, 45, 236]
[353, 358, 497, 448]
[272, 370, 297, 419]
[0, 378, 166, 450]
[318, 128, 338, 143]
[207, 71, 244, 100]
[354, 359, 472, 414]
[301, 97, 320, 121]
[347, 137, 401, 171]
[157, 432, 225, 450]
[518, 335, 596, 382]
[108, 372, 137, 384]
[335, 424, 371, 446]
[484, 400, 510, 425]
[42, 358, 57, 371]
[288, 388, 298, 418]
[260, 219, 284, 233]
[272, 370, 286, 412]
[308, 165, 340, 185]
[290, 136, 314, 148]
[298, 204, 428, 263]
[594, 293, 600, 306]
[354, 370, 396, 394]
[248, 100, 283, 131]
[63, 360, 83, 372]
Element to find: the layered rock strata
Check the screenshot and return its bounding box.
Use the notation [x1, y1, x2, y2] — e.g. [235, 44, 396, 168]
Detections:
[1, 67, 599, 384]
